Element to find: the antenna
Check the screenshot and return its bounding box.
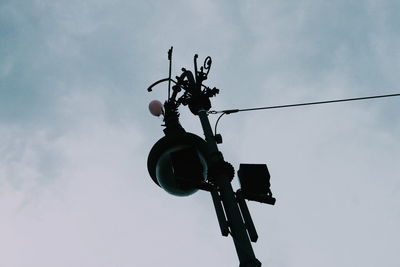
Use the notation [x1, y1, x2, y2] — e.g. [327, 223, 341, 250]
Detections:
[167, 46, 173, 99]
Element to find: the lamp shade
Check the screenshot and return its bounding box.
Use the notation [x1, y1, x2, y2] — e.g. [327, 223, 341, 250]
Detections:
[147, 132, 209, 196]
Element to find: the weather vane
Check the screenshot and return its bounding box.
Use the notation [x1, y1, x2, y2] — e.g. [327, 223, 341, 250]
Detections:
[146, 47, 275, 267]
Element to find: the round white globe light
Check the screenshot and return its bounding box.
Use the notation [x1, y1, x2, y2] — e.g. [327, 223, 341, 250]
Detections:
[148, 100, 164, 117]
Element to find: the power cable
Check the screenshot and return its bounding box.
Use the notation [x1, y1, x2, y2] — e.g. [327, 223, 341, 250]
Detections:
[210, 93, 400, 135]
[214, 112, 226, 137]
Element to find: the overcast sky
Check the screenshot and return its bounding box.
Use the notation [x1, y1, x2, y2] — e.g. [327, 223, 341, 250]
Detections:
[1, 1, 400, 266]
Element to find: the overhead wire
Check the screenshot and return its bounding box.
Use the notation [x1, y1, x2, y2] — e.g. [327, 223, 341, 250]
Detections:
[210, 92, 400, 135]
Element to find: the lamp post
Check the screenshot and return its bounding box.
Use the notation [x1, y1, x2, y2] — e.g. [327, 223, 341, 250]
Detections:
[198, 109, 261, 267]
[147, 48, 275, 267]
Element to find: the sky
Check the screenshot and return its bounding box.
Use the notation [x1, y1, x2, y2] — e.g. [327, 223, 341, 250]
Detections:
[1, 0, 399, 266]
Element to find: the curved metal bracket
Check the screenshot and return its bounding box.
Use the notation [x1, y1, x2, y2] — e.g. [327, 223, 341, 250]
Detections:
[147, 78, 177, 92]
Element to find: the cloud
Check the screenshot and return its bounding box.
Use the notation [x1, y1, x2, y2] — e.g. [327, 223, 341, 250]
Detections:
[1, 0, 400, 266]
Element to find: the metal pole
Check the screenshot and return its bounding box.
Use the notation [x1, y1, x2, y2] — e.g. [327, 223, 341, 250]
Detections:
[198, 110, 261, 267]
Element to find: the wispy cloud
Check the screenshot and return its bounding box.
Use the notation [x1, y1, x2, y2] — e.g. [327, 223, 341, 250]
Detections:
[1, 0, 399, 266]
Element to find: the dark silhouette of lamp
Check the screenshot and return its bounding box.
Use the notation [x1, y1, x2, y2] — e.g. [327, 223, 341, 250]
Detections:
[146, 48, 273, 267]
[147, 132, 209, 196]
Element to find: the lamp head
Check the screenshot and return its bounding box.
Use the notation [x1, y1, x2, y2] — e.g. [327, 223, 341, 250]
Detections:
[147, 132, 209, 196]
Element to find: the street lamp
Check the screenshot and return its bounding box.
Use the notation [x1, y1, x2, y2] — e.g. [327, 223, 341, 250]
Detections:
[146, 47, 275, 267]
